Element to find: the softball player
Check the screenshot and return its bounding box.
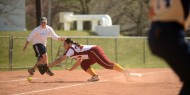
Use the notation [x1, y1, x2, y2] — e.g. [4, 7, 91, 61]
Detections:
[23, 17, 65, 76]
[48, 38, 129, 82]
[148, 0, 190, 94]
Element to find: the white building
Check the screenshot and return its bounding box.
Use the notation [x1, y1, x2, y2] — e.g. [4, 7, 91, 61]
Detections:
[60, 12, 120, 36]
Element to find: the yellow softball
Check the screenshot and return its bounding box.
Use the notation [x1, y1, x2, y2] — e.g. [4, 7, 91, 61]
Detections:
[27, 76, 32, 82]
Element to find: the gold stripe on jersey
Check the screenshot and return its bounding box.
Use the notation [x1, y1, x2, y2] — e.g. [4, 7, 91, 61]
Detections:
[149, 0, 185, 25]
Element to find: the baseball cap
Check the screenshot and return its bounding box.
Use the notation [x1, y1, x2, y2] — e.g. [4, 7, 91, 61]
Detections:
[41, 17, 47, 23]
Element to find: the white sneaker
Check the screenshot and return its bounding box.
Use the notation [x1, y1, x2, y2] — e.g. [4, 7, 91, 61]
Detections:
[124, 69, 130, 80]
[87, 75, 100, 82]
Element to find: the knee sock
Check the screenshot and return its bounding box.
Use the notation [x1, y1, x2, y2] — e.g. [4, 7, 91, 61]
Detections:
[113, 63, 125, 73]
[86, 67, 97, 76]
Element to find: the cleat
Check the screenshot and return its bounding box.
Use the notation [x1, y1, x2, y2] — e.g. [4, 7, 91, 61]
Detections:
[28, 68, 35, 76]
[46, 69, 54, 76]
[87, 75, 100, 82]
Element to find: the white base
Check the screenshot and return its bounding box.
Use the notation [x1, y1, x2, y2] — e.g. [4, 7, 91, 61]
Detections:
[130, 73, 143, 77]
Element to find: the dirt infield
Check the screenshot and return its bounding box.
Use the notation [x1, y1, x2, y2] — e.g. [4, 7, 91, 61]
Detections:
[0, 68, 182, 95]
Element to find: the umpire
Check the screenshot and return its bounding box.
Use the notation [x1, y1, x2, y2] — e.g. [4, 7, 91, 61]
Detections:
[148, 0, 190, 95]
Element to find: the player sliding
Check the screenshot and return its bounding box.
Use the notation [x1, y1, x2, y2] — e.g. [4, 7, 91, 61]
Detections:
[23, 17, 65, 76]
[48, 38, 129, 82]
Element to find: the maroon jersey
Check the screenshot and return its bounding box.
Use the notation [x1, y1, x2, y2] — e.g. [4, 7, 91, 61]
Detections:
[64, 44, 95, 60]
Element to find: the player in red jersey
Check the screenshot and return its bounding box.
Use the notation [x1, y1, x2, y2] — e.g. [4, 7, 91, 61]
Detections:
[49, 38, 129, 82]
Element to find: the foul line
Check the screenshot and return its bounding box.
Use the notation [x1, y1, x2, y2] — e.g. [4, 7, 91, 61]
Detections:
[0, 78, 38, 83]
[13, 74, 142, 95]
[9, 70, 172, 95]
[141, 70, 171, 75]
[0, 71, 171, 83]
[128, 71, 172, 77]
[13, 80, 108, 95]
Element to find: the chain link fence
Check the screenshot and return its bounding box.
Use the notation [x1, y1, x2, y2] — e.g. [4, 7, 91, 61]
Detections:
[0, 36, 176, 70]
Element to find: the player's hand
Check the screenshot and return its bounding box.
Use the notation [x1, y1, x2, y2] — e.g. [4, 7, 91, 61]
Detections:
[23, 41, 29, 52]
[23, 46, 27, 52]
[59, 37, 65, 41]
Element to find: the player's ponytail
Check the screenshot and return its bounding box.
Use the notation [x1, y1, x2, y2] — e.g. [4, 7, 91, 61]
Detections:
[65, 38, 81, 48]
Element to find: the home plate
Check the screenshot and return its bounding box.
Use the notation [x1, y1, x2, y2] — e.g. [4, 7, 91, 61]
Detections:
[130, 73, 143, 77]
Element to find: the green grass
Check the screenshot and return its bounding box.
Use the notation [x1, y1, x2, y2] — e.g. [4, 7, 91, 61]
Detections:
[0, 30, 169, 70]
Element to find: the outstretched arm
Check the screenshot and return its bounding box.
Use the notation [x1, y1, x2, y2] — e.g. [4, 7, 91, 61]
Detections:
[23, 29, 36, 51]
[67, 58, 82, 71]
[23, 41, 29, 51]
[48, 55, 67, 67]
[49, 27, 65, 41]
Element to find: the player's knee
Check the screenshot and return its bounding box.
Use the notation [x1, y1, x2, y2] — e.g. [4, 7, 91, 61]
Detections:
[39, 56, 48, 63]
[80, 63, 90, 71]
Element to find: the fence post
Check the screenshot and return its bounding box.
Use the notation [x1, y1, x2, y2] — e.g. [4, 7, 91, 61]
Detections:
[115, 38, 118, 63]
[86, 38, 89, 45]
[51, 38, 53, 61]
[143, 38, 146, 64]
[9, 35, 13, 70]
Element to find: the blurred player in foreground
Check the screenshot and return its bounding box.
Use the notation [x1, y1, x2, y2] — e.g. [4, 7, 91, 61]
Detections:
[23, 17, 65, 76]
[148, 0, 190, 94]
[48, 38, 129, 82]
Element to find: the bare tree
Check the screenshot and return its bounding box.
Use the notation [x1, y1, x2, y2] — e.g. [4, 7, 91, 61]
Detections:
[26, 0, 150, 36]
[88, 0, 150, 36]
[126, 0, 149, 36]
[79, 0, 90, 14]
[25, 0, 36, 29]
